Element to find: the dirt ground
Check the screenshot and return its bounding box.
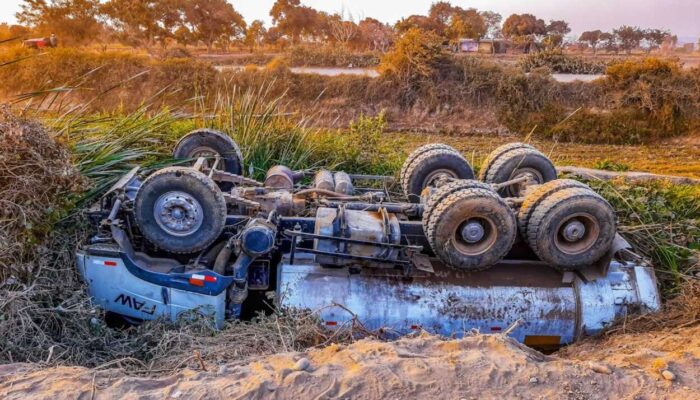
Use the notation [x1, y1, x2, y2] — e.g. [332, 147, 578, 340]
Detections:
[1, 326, 698, 400]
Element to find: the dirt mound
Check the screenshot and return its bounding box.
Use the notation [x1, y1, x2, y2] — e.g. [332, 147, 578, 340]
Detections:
[2, 327, 698, 400]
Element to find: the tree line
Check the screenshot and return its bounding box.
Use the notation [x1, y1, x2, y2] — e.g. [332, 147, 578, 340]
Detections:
[4, 0, 680, 54]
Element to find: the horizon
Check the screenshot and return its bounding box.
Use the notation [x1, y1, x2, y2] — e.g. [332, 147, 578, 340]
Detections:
[0, 0, 698, 42]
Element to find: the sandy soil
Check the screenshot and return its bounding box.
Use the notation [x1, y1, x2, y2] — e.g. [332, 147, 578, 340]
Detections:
[1, 326, 698, 400]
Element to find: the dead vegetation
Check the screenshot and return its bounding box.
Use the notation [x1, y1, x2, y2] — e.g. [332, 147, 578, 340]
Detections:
[2, 46, 699, 144]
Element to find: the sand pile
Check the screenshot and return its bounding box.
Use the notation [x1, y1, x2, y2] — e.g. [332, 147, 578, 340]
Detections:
[2, 326, 699, 400]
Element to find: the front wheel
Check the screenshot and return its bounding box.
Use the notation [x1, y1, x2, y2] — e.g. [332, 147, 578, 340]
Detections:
[134, 167, 227, 254]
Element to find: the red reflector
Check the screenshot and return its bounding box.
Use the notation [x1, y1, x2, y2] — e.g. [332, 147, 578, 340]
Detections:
[103, 261, 117, 266]
[188, 278, 204, 287]
[204, 275, 217, 283]
[325, 321, 337, 326]
[410, 325, 420, 330]
[490, 327, 502, 332]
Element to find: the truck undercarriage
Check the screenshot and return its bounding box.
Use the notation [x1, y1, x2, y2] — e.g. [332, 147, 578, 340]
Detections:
[76, 129, 661, 347]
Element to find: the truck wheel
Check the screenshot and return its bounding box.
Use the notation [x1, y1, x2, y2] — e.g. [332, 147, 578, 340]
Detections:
[425, 187, 516, 271]
[479, 142, 535, 181]
[525, 187, 616, 271]
[482, 146, 557, 197]
[400, 143, 458, 195]
[173, 128, 243, 175]
[517, 179, 589, 238]
[422, 179, 491, 228]
[402, 148, 475, 203]
[134, 167, 226, 254]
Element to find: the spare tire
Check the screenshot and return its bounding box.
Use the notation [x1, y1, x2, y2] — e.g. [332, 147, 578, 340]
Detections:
[402, 148, 475, 203]
[523, 186, 616, 270]
[482, 146, 557, 197]
[424, 186, 516, 271]
[173, 128, 243, 175]
[134, 167, 227, 254]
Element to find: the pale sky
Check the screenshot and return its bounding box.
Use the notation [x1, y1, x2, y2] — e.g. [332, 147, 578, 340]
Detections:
[2, 0, 698, 41]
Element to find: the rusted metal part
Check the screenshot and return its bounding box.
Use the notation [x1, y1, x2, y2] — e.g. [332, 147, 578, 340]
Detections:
[278, 254, 661, 345]
[264, 165, 296, 189]
[314, 170, 335, 191]
[314, 207, 403, 267]
[204, 168, 262, 187]
[333, 171, 354, 195]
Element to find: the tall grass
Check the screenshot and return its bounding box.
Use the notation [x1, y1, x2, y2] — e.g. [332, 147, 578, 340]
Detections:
[195, 83, 323, 179]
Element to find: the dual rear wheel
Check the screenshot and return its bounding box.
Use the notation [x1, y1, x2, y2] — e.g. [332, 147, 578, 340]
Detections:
[402, 143, 615, 271]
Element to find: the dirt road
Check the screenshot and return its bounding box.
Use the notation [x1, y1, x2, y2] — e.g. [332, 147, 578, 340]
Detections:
[2, 326, 698, 400]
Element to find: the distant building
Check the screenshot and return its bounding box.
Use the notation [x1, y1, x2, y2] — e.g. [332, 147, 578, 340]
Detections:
[456, 38, 510, 54]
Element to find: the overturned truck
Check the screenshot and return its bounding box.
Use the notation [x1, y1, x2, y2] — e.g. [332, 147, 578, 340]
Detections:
[77, 129, 661, 347]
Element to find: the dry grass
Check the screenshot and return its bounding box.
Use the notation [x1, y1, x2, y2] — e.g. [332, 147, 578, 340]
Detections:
[0, 106, 85, 282]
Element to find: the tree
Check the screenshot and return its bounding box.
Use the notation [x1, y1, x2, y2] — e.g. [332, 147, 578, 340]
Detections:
[244, 20, 266, 52]
[579, 30, 602, 54]
[328, 12, 358, 47]
[599, 32, 617, 53]
[270, 0, 319, 43]
[102, 0, 181, 48]
[428, 1, 454, 26]
[613, 25, 644, 54]
[480, 11, 502, 38]
[395, 15, 442, 35]
[544, 19, 570, 49]
[502, 14, 546, 53]
[16, 0, 104, 45]
[357, 18, 393, 51]
[181, 0, 245, 52]
[642, 28, 670, 53]
[446, 8, 486, 42]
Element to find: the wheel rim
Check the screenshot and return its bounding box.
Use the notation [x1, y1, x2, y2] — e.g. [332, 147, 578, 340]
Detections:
[452, 217, 497, 256]
[553, 212, 600, 255]
[154, 191, 204, 237]
[422, 168, 458, 190]
[190, 146, 225, 170]
[506, 167, 544, 197]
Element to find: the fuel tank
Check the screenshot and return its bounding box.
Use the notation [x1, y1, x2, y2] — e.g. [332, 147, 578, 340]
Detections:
[277, 254, 661, 346]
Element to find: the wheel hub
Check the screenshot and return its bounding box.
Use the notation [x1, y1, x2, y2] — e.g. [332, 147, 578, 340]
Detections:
[461, 220, 485, 243]
[561, 220, 586, 242]
[154, 191, 204, 237]
[509, 168, 544, 196]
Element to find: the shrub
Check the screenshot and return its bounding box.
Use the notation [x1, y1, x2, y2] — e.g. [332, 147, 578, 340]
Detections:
[285, 45, 380, 68]
[519, 50, 608, 74]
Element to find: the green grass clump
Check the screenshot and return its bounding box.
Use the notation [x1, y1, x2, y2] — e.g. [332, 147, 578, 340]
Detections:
[585, 178, 699, 296]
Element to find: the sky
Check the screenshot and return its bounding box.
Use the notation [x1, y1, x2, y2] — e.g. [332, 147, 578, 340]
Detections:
[1, 0, 698, 42]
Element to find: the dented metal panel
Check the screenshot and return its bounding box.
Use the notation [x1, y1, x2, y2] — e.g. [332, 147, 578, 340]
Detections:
[76, 250, 226, 327]
[277, 254, 661, 345]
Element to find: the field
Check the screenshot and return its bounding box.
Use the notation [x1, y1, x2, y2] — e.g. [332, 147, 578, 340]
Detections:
[390, 132, 700, 178]
[1, 42, 699, 399]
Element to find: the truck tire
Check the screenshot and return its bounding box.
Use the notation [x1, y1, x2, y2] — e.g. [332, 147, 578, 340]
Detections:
[525, 187, 616, 271]
[173, 128, 243, 175]
[400, 143, 459, 196]
[482, 147, 557, 197]
[422, 179, 491, 228]
[517, 179, 589, 238]
[479, 142, 536, 181]
[402, 148, 475, 203]
[134, 167, 227, 254]
[425, 187, 516, 271]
